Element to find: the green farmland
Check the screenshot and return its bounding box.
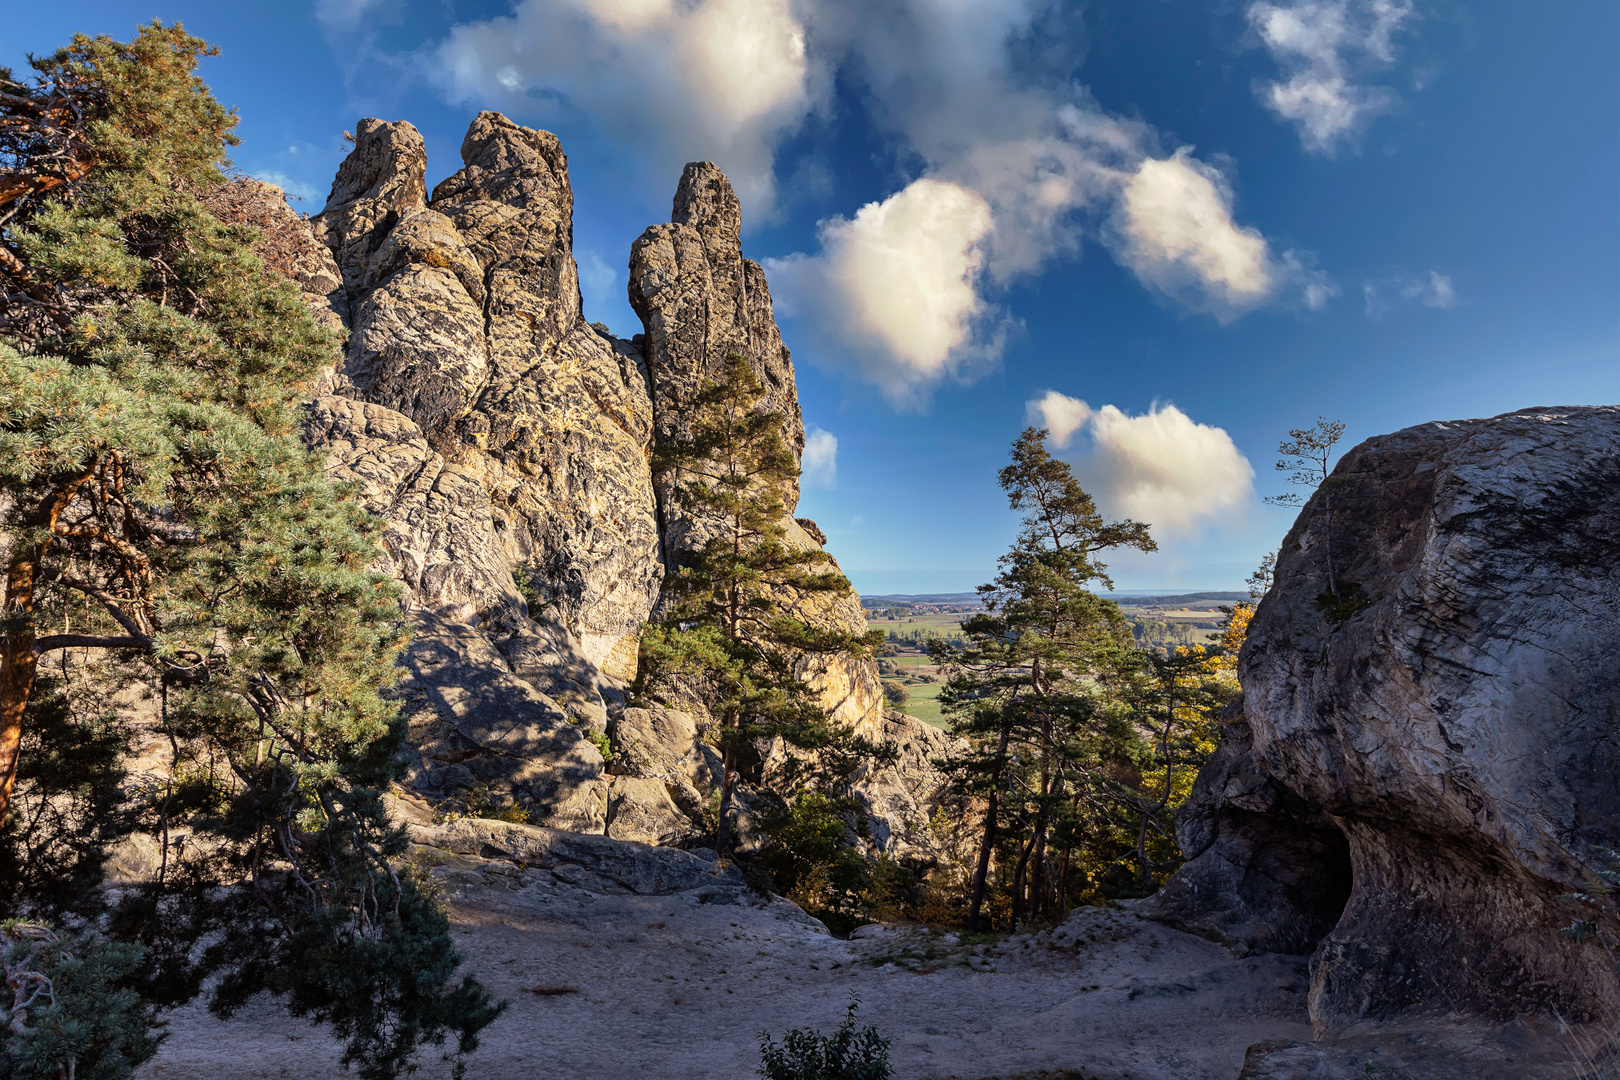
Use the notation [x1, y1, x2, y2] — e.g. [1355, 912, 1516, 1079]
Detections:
[882, 677, 946, 730]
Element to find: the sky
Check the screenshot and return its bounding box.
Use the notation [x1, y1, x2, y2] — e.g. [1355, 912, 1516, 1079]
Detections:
[8, 0, 1617, 595]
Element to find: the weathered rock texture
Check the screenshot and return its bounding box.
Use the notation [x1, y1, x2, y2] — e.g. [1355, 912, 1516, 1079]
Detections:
[293, 113, 942, 845]
[1146, 406, 1620, 1035]
[627, 168, 883, 745]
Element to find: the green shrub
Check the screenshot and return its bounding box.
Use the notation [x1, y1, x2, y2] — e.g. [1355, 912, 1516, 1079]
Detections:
[0, 924, 159, 1080]
[759, 996, 892, 1080]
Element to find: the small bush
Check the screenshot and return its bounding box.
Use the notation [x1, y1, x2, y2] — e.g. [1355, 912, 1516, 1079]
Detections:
[759, 996, 892, 1080]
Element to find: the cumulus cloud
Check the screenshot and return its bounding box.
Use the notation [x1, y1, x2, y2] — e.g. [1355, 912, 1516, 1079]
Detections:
[1026, 389, 1094, 448]
[802, 426, 838, 488]
[1029, 393, 1256, 534]
[432, 0, 820, 214]
[1363, 269, 1456, 317]
[426, 0, 1327, 405]
[770, 2, 1323, 401]
[767, 179, 1010, 407]
[1111, 150, 1276, 321]
[1248, 0, 1416, 154]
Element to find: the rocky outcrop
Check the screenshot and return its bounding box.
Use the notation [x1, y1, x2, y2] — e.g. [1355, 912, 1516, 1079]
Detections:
[1146, 406, 1620, 1035]
[626, 174, 883, 743]
[312, 112, 663, 666]
[292, 112, 939, 845]
[629, 161, 805, 526]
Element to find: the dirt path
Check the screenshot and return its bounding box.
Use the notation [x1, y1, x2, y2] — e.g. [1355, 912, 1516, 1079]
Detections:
[139, 850, 1314, 1080]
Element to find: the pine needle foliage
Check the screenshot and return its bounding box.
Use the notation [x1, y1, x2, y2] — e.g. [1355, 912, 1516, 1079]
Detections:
[933, 428, 1162, 929]
[0, 23, 500, 1079]
[0, 923, 158, 1080]
[636, 352, 887, 856]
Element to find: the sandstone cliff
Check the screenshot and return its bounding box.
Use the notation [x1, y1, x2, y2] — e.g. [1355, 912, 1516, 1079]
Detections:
[1145, 406, 1620, 1037]
[284, 112, 937, 848]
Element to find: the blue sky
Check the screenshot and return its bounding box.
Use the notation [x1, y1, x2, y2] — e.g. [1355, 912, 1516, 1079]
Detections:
[9, 1, 1617, 594]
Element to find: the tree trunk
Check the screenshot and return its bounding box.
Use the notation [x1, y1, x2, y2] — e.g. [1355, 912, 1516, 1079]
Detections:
[1136, 810, 1151, 885]
[1008, 824, 1039, 930]
[0, 551, 39, 829]
[966, 720, 1011, 933]
[0, 477, 88, 829]
[1029, 821, 1048, 918]
[714, 745, 737, 858]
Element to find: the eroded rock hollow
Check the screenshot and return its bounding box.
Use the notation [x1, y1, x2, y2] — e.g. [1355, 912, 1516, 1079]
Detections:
[1147, 406, 1620, 1034]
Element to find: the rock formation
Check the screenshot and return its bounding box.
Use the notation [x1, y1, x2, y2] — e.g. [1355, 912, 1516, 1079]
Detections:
[1146, 406, 1620, 1036]
[284, 111, 942, 848]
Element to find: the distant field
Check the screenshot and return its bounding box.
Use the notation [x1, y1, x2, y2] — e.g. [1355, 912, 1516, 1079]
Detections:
[885, 678, 946, 730]
[867, 612, 970, 636]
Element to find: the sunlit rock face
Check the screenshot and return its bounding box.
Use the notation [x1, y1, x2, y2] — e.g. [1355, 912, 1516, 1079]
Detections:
[298, 113, 937, 844]
[1148, 406, 1620, 1033]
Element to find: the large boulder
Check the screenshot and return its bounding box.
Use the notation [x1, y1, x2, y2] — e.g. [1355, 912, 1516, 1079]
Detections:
[1148, 406, 1620, 1034]
[1142, 699, 1353, 956]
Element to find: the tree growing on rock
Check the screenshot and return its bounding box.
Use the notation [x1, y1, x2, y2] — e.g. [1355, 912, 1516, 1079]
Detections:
[0, 24, 499, 1078]
[1265, 417, 1346, 598]
[635, 352, 886, 858]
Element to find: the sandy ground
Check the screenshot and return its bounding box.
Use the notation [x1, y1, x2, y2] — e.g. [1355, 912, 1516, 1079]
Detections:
[138, 851, 1317, 1080]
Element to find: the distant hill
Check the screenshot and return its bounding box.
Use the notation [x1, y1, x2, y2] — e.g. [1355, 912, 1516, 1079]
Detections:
[861, 593, 981, 606]
[1113, 591, 1248, 607]
[862, 590, 1249, 609]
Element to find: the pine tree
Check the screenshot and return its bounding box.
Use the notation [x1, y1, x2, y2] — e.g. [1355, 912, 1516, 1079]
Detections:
[636, 353, 885, 858]
[933, 428, 1156, 930]
[0, 25, 500, 1078]
[1115, 646, 1226, 884]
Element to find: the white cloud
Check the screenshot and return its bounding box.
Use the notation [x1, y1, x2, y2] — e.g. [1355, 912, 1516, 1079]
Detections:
[1029, 395, 1257, 534]
[1363, 269, 1457, 317]
[767, 179, 1007, 407]
[770, 2, 1320, 402]
[426, 0, 1327, 406]
[1026, 390, 1094, 448]
[1248, 0, 1416, 154]
[1401, 269, 1455, 308]
[802, 426, 838, 488]
[432, 0, 820, 215]
[1112, 150, 1276, 321]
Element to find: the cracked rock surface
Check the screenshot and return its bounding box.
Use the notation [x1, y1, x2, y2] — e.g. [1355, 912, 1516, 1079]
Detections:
[293, 113, 945, 846]
[1147, 406, 1620, 1035]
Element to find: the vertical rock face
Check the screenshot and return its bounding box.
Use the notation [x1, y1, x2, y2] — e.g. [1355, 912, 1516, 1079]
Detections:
[626, 163, 883, 745]
[1147, 406, 1620, 1033]
[312, 113, 663, 666]
[629, 161, 805, 537]
[296, 115, 937, 845]
[304, 113, 667, 829]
